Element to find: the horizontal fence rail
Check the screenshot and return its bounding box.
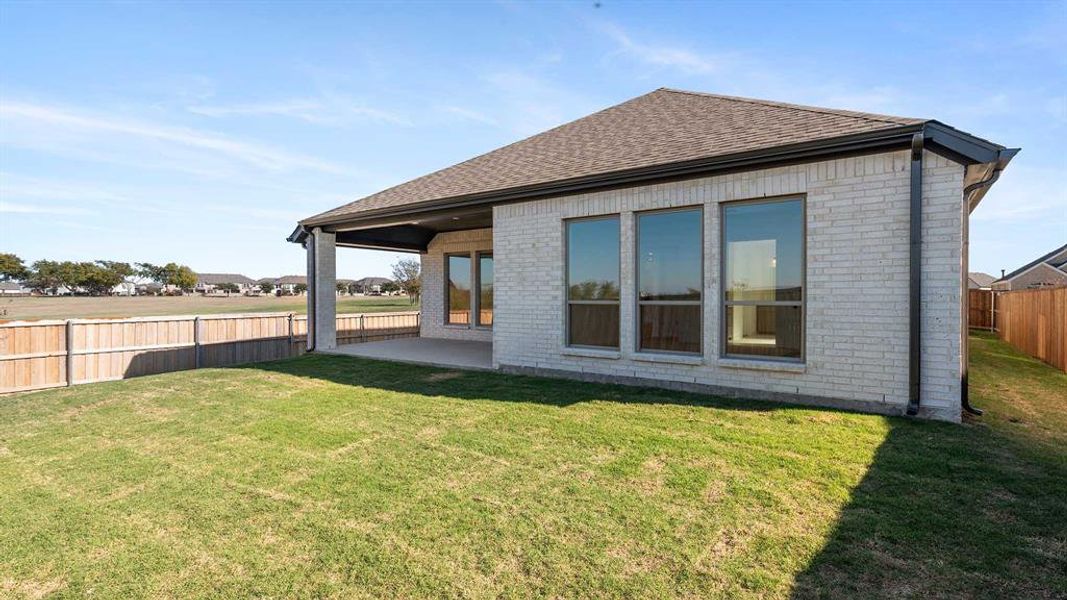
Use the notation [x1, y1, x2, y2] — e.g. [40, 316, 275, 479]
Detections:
[0, 311, 419, 393]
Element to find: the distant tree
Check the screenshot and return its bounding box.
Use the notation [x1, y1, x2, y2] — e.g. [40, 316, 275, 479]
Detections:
[168, 264, 197, 292]
[293, 283, 308, 295]
[0, 253, 29, 281]
[391, 258, 421, 304]
[26, 260, 64, 293]
[135, 262, 196, 293]
[336, 282, 348, 295]
[380, 280, 399, 294]
[346, 282, 360, 295]
[259, 282, 275, 295]
[80, 262, 125, 295]
[215, 282, 240, 295]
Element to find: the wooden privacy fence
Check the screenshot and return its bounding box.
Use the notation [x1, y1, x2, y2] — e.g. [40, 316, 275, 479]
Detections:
[993, 287, 1066, 372]
[0, 311, 420, 394]
[968, 288, 996, 330]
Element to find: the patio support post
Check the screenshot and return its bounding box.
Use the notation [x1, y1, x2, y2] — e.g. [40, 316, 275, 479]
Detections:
[306, 227, 337, 351]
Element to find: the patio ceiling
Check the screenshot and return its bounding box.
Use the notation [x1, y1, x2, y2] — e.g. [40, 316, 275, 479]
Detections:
[328, 205, 493, 253]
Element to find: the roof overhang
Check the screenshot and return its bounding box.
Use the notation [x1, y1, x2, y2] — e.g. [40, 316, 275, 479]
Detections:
[289, 121, 1018, 249]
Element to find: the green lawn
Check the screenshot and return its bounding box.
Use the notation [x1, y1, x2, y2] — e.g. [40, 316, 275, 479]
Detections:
[0, 333, 1063, 598]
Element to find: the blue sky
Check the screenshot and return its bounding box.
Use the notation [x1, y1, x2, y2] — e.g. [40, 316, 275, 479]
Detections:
[1, 1, 1064, 280]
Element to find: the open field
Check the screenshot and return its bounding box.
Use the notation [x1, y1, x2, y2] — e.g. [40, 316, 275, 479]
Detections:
[0, 295, 419, 321]
[0, 333, 1063, 598]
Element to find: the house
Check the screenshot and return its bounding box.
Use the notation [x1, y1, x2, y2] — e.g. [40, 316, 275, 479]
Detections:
[135, 282, 162, 296]
[990, 244, 1067, 291]
[274, 275, 308, 296]
[288, 88, 1018, 422]
[111, 282, 137, 296]
[0, 282, 30, 296]
[968, 272, 996, 290]
[353, 277, 392, 295]
[194, 273, 257, 295]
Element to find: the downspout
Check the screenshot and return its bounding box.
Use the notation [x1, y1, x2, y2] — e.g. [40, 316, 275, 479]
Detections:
[958, 150, 1017, 416]
[907, 132, 924, 416]
[306, 232, 316, 352]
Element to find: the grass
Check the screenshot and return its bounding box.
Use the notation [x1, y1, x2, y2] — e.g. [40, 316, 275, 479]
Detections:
[0, 295, 418, 321]
[0, 332, 1063, 598]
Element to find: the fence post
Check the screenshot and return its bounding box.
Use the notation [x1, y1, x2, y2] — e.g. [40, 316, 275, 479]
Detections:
[991, 291, 996, 332]
[360, 314, 366, 343]
[65, 319, 74, 387]
[287, 313, 294, 355]
[193, 316, 201, 369]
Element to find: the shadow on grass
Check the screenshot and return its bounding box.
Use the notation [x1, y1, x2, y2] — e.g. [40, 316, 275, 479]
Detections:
[250, 352, 780, 412]
[248, 350, 1067, 598]
[789, 418, 1066, 598]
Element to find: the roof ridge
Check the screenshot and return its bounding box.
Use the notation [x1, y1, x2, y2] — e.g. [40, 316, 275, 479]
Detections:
[656, 87, 924, 127]
[995, 242, 1067, 282]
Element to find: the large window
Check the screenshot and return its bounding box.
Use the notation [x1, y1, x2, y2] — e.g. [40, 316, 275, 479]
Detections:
[722, 197, 804, 360]
[477, 253, 493, 327]
[446, 254, 471, 325]
[566, 216, 620, 348]
[637, 208, 703, 354]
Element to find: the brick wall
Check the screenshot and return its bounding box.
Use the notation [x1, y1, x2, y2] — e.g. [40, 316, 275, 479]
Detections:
[420, 228, 494, 342]
[491, 150, 964, 421]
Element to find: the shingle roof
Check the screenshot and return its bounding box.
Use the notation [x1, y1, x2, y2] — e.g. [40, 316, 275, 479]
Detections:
[196, 273, 255, 285]
[275, 275, 307, 285]
[995, 243, 1067, 283]
[303, 88, 926, 225]
[968, 272, 996, 287]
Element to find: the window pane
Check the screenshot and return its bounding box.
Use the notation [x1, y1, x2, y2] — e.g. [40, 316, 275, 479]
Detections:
[638, 209, 702, 301]
[724, 199, 803, 302]
[725, 304, 802, 359]
[639, 304, 701, 353]
[568, 304, 620, 348]
[447, 255, 470, 324]
[567, 217, 620, 301]
[478, 255, 493, 326]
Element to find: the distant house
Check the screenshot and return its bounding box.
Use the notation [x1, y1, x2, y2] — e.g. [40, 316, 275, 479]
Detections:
[111, 282, 137, 296]
[354, 277, 392, 295]
[195, 273, 257, 295]
[967, 272, 996, 290]
[0, 282, 30, 296]
[991, 244, 1067, 291]
[136, 283, 163, 296]
[274, 275, 308, 296]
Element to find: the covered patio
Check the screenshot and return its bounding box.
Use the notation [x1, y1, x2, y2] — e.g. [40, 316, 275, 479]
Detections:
[324, 337, 493, 371]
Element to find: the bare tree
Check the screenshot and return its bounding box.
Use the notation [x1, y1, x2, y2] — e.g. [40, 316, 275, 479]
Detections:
[391, 258, 421, 304]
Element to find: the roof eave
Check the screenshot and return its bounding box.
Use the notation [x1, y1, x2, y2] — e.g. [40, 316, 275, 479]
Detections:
[293, 121, 1016, 237]
[297, 124, 928, 233]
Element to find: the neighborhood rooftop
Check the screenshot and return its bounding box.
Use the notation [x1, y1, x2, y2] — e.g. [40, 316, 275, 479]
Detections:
[296, 87, 1006, 231]
[195, 273, 257, 285]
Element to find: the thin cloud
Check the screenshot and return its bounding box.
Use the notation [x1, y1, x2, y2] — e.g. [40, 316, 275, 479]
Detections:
[0, 201, 93, 216]
[439, 105, 499, 126]
[597, 22, 733, 75]
[188, 97, 412, 126]
[0, 100, 349, 174]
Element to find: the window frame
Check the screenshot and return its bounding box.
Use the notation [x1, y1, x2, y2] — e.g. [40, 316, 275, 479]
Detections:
[564, 214, 622, 350]
[475, 251, 493, 329]
[444, 252, 472, 327]
[719, 195, 806, 363]
[634, 205, 705, 356]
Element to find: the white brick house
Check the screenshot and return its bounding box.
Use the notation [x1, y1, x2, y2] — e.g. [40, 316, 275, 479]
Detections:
[290, 89, 1017, 422]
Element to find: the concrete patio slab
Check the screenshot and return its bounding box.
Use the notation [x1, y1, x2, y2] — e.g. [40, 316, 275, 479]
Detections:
[323, 337, 493, 371]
